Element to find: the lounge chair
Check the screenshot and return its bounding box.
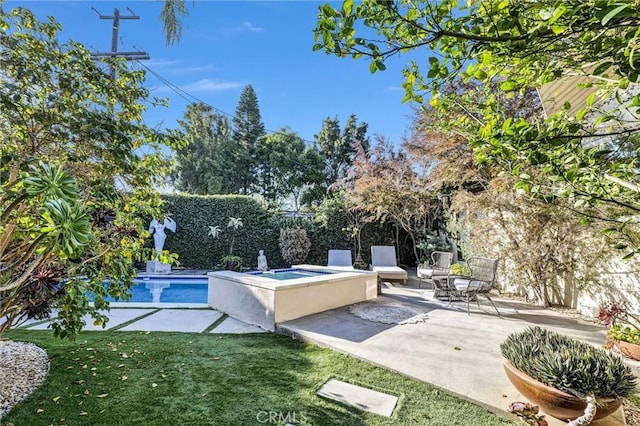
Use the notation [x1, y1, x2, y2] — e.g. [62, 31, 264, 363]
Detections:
[452, 257, 500, 316]
[370, 245, 407, 285]
[327, 249, 354, 270]
[417, 251, 454, 289]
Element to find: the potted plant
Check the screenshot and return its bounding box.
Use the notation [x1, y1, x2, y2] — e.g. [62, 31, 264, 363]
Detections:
[501, 326, 636, 423]
[208, 217, 244, 271]
[219, 255, 243, 272]
[600, 302, 640, 360]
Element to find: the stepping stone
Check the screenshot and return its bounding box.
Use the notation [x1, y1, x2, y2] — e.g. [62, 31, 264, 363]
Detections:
[210, 317, 267, 334]
[118, 309, 222, 332]
[26, 309, 154, 331]
[316, 378, 398, 417]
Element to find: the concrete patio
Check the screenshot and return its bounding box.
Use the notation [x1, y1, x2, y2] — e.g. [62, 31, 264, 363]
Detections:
[277, 276, 640, 425]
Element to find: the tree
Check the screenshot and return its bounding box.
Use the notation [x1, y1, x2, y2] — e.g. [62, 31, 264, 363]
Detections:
[232, 85, 265, 194]
[348, 137, 443, 262]
[314, 0, 640, 255]
[254, 129, 324, 211]
[312, 114, 370, 201]
[172, 102, 236, 194]
[0, 7, 177, 337]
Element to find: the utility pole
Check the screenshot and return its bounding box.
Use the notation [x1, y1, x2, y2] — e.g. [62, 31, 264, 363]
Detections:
[90, 8, 150, 80]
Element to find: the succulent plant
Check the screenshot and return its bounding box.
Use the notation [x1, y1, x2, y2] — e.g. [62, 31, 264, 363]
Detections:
[599, 302, 640, 345]
[501, 326, 637, 399]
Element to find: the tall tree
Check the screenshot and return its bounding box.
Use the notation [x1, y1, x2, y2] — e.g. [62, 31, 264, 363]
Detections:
[172, 102, 236, 194]
[313, 113, 369, 193]
[232, 84, 265, 194]
[255, 130, 325, 211]
[0, 7, 178, 337]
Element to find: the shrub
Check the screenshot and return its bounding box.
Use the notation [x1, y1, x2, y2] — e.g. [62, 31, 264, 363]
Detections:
[279, 227, 311, 265]
[450, 263, 471, 276]
[599, 303, 640, 345]
[500, 326, 637, 398]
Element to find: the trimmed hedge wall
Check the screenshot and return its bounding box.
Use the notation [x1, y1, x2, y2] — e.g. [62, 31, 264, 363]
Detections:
[158, 193, 414, 270]
[161, 194, 282, 269]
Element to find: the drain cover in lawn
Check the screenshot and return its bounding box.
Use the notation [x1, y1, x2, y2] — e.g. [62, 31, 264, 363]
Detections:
[316, 378, 398, 417]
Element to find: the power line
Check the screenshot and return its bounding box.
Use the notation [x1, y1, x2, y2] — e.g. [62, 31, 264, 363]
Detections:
[134, 60, 318, 146]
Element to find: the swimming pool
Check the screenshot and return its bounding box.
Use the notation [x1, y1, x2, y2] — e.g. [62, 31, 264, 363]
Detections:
[246, 268, 334, 281]
[94, 275, 208, 307]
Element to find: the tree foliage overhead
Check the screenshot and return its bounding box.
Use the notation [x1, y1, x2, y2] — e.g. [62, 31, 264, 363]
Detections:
[161, 0, 188, 46]
[0, 7, 178, 337]
[314, 0, 640, 255]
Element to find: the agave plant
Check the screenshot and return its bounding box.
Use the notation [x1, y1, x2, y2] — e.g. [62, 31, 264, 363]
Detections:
[501, 326, 637, 399]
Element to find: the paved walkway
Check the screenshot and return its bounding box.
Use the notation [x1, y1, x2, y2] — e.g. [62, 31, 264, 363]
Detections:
[22, 308, 267, 334]
[19, 274, 640, 425]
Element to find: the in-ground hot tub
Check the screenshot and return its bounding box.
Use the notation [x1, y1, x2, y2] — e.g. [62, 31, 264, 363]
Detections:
[207, 265, 378, 331]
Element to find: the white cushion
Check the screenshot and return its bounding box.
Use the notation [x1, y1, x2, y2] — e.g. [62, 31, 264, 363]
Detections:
[417, 268, 434, 279]
[453, 278, 471, 291]
[372, 266, 408, 280]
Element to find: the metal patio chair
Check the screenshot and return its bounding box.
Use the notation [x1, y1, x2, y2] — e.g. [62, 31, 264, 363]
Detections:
[417, 251, 454, 289]
[451, 257, 500, 316]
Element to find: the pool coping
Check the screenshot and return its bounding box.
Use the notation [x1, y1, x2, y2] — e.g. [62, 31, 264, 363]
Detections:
[207, 264, 376, 291]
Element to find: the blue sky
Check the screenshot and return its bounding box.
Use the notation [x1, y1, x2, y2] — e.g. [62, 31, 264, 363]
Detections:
[9, 1, 420, 146]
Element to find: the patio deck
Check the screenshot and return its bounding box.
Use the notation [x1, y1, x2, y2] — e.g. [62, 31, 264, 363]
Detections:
[277, 274, 640, 425]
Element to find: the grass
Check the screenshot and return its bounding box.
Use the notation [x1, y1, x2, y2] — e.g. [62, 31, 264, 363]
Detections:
[3, 330, 515, 425]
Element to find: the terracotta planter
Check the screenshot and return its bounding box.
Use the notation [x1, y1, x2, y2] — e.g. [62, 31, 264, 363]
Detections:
[616, 340, 640, 361]
[503, 361, 622, 421]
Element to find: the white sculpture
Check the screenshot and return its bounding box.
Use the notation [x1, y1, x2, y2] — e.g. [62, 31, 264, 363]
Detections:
[257, 250, 268, 271]
[148, 217, 177, 258]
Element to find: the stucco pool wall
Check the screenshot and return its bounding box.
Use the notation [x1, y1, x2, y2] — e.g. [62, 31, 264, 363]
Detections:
[207, 265, 378, 331]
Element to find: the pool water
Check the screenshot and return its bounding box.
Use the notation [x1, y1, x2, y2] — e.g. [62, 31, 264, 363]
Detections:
[259, 272, 314, 280]
[247, 268, 334, 281]
[93, 277, 208, 304]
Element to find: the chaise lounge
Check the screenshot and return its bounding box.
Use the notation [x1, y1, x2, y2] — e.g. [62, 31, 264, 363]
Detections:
[327, 249, 355, 270]
[370, 245, 407, 285]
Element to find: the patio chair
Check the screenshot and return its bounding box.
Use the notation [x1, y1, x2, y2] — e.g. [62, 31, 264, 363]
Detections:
[452, 257, 500, 316]
[370, 245, 407, 285]
[327, 249, 354, 270]
[417, 251, 454, 289]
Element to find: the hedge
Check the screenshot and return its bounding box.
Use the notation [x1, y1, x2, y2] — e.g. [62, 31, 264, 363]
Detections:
[160, 194, 281, 269]
[157, 193, 413, 270]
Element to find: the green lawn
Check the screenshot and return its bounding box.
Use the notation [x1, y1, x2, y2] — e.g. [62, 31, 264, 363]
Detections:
[4, 330, 514, 425]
